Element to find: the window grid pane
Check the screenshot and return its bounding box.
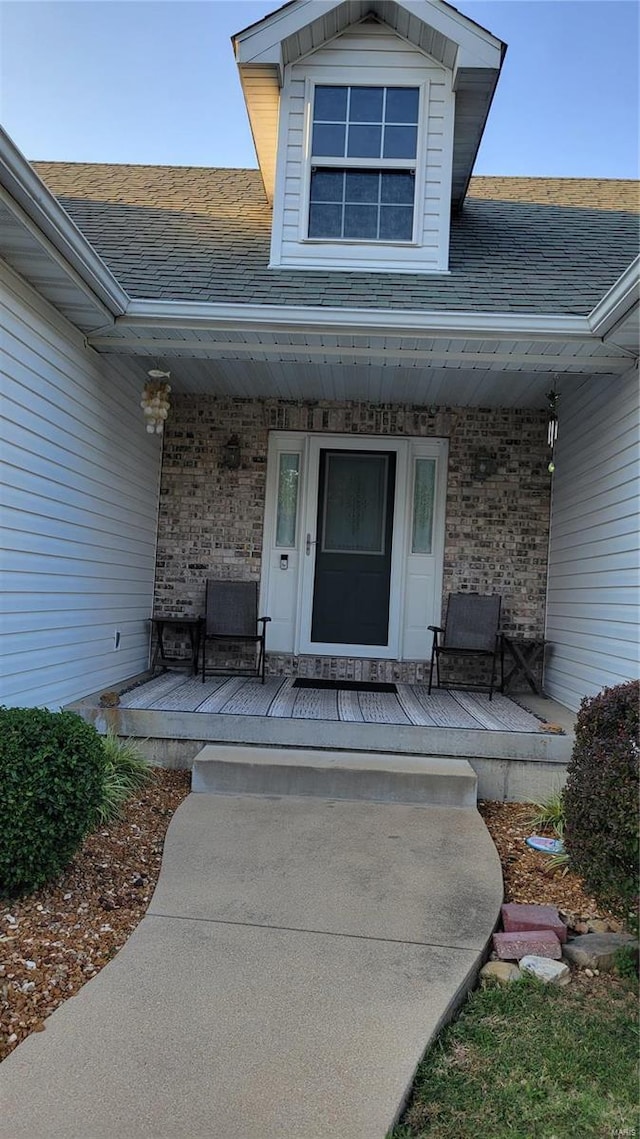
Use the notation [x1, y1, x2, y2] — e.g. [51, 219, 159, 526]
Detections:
[312, 84, 419, 161]
[275, 454, 300, 548]
[309, 169, 414, 240]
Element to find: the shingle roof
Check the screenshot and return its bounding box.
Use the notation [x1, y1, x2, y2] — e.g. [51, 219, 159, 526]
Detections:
[32, 163, 638, 315]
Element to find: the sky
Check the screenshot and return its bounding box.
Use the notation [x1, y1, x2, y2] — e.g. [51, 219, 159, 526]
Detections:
[0, 0, 638, 178]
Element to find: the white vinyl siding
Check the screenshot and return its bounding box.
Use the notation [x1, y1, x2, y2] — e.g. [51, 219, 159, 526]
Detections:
[0, 261, 162, 709]
[545, 368, 640, 710]
[270, 21, 453, 272]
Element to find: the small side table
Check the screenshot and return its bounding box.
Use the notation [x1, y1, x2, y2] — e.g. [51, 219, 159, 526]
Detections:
[501, 636, 546, 695]
[151, 616, 202, 675]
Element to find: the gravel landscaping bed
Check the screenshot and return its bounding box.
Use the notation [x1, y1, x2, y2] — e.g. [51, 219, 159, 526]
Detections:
[478, 800, 623, 930]
[1, 780, 623, 1064]
[1, 768, 190, 1063]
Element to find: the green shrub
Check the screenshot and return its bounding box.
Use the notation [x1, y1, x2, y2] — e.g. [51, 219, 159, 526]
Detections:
[563, 680, 639, 918]
[96, 731, 151, 824]
[0, 707, 106, 898]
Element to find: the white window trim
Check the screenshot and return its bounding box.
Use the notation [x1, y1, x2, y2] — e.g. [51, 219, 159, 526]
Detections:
[298, 75, 430, 249]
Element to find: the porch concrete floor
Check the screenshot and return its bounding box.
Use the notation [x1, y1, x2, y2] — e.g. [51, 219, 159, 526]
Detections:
[70, 675, 574, 801]
[118, 672, 546, 732]
[0, 792, 503, 1139]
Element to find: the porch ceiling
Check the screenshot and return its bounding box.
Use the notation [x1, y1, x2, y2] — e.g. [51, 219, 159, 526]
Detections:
[90, 323, 634, 408]
[94, 347, 628, 409]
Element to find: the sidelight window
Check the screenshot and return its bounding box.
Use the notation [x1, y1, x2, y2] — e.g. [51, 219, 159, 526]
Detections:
[275, 453, 300, 548]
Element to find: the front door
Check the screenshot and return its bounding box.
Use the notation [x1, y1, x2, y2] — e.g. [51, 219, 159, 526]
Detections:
[261, 431, 448, 661]
[311, 449, 396, 646]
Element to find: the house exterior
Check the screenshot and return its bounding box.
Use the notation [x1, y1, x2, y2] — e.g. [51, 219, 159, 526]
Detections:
[1, 0, 638, 714]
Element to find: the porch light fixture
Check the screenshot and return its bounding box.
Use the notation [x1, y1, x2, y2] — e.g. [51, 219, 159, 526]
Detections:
[546, 387, 559, 473]
[471, 448, 496, 482]
[221, 434, 241, 470]
[141, 369, 171, 434]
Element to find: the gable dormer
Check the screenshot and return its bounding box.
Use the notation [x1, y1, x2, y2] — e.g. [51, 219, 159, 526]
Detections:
[234, 0, 505, 274]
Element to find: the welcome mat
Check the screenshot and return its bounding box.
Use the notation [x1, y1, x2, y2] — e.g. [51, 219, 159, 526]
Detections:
[292, 678, 397, 693]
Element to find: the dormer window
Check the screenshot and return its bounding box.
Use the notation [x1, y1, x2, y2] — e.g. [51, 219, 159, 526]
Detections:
[308, 85, 419, 243]
[236, 0, 505, 273]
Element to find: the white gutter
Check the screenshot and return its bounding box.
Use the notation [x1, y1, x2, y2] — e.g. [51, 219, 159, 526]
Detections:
[588, 256, 640, 341]
[117, 298, 593, 342]
[0, 127, 129, 319]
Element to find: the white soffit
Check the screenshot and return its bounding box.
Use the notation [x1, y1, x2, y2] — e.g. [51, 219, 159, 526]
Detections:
[81, 353, 626, 409]
[0, 127, 128, 330]
[234, 0, 502, 71]
[233, 0, 505, 205]
[83, 260, 638, 403]
[87, 325, 633, 381]
[603, 303, 640, 354]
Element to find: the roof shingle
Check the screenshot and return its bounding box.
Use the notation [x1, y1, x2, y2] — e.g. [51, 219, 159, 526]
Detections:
[32, 163, 639, 315]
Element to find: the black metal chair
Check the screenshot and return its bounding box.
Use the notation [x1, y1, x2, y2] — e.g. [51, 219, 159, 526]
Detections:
[428, 593, 502, 700]
[201, 580, 271, 684]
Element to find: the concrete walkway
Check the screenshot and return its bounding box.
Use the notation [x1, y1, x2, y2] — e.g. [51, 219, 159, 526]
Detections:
[0, 792, 503, 1139]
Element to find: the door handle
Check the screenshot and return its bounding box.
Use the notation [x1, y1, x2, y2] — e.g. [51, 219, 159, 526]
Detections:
[305, 533, 317, 556]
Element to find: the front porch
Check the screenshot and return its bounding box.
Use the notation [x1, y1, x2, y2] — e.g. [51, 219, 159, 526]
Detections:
[70, 286, 635, 721]
[70, 670, 574, 802]
[53, 283, 636, 741]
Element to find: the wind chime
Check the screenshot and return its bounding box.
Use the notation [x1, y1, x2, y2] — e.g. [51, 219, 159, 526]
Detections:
[546, 388, 559, 473]
[141, 368, 171, 434]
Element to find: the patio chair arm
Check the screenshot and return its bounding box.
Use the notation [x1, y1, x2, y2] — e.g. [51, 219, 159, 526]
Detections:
[258, 616, 271, 625]
[427, 624, 443, 651]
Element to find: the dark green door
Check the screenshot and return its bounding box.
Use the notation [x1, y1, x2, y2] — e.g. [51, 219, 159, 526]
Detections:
[311, 449, 396, 646]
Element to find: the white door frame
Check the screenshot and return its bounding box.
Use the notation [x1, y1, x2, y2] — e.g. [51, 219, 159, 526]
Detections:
[260, 431, 448, 661]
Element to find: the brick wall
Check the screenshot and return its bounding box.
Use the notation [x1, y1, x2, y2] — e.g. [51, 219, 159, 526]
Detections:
[154, 396, 550, 681]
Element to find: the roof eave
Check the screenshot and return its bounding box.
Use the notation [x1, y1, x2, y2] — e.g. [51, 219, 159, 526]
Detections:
[588, 256, 640, 339]
[108, 297, 593, 341]
[234, 0, 505, 208]
[0, 127, 129, 324]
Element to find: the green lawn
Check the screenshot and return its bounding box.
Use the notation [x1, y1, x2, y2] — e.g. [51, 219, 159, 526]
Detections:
[390, 973, 639, 1139]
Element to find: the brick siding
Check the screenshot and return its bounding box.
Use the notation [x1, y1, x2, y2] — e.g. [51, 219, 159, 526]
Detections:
[154, 396, 550, 684]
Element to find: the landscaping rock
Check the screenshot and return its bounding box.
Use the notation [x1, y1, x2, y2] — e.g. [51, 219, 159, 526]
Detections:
[586, 919, 609, 934]
[572, 921, 590, 935]
[480, 961, 522, 984]
[501, 902, 568, 943]
[520, 956, 571, 985]
[493, 930, 562, 961]
[562, 933, 638, 972]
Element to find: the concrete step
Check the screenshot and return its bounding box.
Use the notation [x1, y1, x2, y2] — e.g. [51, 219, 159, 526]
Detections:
[191, 744, 477, 807]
